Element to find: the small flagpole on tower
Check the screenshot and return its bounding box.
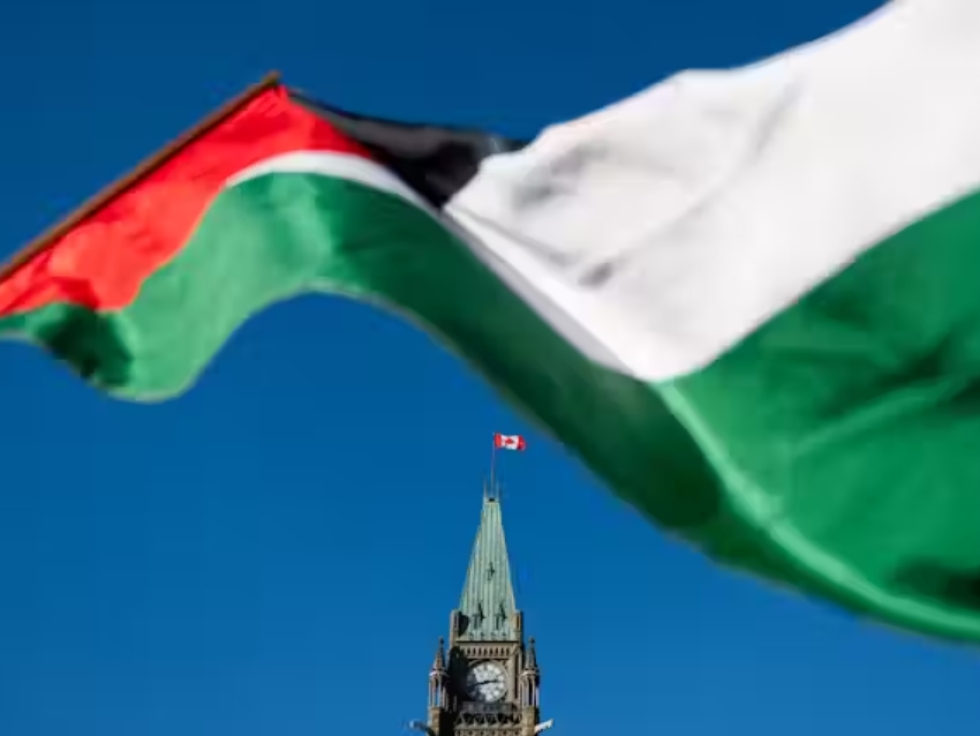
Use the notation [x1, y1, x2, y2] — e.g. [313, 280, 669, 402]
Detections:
[489, 434, 498, 500]
[489, 433, 526, 500]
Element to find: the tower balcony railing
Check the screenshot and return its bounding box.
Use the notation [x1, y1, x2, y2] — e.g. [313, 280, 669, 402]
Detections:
[459, 701, 517, 715]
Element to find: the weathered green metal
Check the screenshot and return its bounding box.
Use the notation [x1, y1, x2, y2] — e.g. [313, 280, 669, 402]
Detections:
[457, 491, 518, 641]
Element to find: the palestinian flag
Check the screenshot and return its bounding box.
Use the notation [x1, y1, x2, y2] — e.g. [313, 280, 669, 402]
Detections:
[4, 0, 980, 645]
[0, 78, 526, 397]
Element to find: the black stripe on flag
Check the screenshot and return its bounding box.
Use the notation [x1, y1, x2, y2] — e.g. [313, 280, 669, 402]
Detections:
[290, 90, 527, 208]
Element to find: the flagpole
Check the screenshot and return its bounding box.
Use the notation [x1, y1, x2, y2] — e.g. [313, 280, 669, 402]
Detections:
[489, 436, 498, 499]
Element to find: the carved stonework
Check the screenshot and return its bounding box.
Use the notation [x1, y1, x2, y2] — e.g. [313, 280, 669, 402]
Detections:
[454, 702, 521, 726]
[455, 643, 519, 660]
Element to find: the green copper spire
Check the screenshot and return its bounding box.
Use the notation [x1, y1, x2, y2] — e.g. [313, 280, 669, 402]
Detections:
[457, 488, 518, 641]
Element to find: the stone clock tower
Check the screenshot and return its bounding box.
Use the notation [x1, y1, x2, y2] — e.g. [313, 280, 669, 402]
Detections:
[422, 489, 548, 736]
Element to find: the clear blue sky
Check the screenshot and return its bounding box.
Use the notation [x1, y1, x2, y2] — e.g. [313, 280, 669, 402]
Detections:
[1, 0, 978, 734]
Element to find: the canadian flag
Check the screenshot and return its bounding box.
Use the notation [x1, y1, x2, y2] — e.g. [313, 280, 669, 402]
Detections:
[494, 433, 527, 451]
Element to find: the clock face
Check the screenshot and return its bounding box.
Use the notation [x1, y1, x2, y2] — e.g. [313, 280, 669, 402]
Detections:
[465, 661, 507, 703]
